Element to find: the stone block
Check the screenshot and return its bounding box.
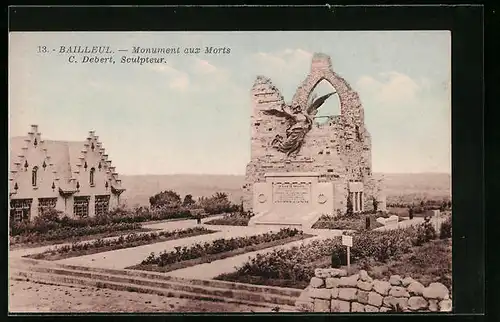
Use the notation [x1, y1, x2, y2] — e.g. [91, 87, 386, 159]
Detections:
[401, 277, 415, 287]
[325, 277, 340, 289]
[357, 290, 369, 304]
[389, 275, 402, 286]
[373, 280, 391, 295]
[331, 287, 339, 299]
[331, 299, 350, 312]
[351, 302, 365, 312]
[310, 277, 324, 288]
[428, 299, 439, 312]
[407, 281, 425, 296]
[338, 288, 358, 301]
[296, 300, 314, 312]
[365, 305, 379, 312]
[314, 299, 330, 312]
[338, 274, 359, 287]
[439, 299, 452, 312]
[358, 269, 373, 282]
[357, 280, 373, 291]
[422, 282, 449, 300]
[310, 288, 332, 300]
[389, 286, 410, 297]
[379, 307, 391, 312]
[408, 296, 428, 310]
[383, 296, 408, 310]
[368, 291, 383, 307]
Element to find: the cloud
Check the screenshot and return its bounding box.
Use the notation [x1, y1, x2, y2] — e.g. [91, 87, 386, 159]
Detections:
[191, 58, 217, 74]
[150, 64, 190, 92]
[253, 48, 313, 70]
[169, 74, 190, 91]
[356, 72, 426, 105]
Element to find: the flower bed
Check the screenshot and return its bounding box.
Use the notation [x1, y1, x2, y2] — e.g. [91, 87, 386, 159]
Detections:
[10, 222, 144, 247]
[204, 212, 254, 226]
[26, 227, 217, 261]
[217, 218, 447, 289]
[311, 214, 384, 231]
[129, 228, 313, 273]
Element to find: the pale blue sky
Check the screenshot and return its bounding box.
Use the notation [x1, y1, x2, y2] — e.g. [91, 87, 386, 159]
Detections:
[9, 31, 451, 175]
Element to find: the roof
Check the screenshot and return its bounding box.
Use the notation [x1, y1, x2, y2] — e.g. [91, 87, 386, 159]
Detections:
[9, 131, 122, 191]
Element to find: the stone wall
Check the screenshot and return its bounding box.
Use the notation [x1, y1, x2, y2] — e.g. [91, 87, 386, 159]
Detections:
[243, 53, 384, 214]
[295, 268, 452, 313]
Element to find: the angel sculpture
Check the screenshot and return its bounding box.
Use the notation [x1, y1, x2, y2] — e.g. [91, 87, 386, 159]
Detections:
[263, 91, 336, 157]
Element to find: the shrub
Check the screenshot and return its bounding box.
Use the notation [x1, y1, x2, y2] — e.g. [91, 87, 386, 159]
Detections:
[331, 250, 343, 268]
[205, 212, 254, 226]
[149, 190, 182, 209]
[414, 217, 437, 246]
[440, 216, 452, 239]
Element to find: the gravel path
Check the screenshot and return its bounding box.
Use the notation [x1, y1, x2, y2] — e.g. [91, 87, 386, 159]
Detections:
[8, 279, 270, 313]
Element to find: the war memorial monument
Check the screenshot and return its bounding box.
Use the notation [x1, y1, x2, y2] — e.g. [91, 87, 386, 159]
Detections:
[243, 53, 386, 229]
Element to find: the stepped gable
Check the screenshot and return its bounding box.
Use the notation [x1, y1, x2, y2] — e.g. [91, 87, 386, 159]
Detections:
[9, 125, 63, 193]
[9, 125, 124, 195]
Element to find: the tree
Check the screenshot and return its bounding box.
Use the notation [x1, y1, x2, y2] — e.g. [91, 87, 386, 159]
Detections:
[182, 194, 195, 207]
[149, 190, 181, 209]
[346, 193, 354, 216]
[372, 197, 378, 212]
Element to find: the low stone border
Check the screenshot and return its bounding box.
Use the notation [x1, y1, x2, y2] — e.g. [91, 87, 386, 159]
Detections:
[295, 268, 452, 313]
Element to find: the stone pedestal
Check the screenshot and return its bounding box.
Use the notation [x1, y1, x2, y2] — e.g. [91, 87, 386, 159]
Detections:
[249, 172, 336, 229]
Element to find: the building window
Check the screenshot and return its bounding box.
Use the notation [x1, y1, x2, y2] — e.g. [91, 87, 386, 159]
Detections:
[90, 167, 95, 186]
[38, 197, 57, 216]
[10, 199, 32, 223]
[32, 166, 38, 186]
[74, 196, 90, 218]
[95, 195, 110, 216]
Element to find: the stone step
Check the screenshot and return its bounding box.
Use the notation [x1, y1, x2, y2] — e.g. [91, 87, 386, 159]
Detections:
[14, 264, 298, 307]
[11, 258, 302, 299]
[11, 269, 297, 311]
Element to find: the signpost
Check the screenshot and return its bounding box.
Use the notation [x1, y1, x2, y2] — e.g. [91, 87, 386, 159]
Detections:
[342, 235, 353, 272]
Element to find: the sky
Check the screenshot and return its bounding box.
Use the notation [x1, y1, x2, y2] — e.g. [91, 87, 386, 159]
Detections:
[9, 31, 451, 175]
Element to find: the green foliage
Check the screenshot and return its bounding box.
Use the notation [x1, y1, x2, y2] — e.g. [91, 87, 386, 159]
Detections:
[197, 192, 240, 215]
[440, 216, 452, 239]
[218, 219, 442, 286]
[32, 227, 213, 259]
[414, 217, 437, 246]
[182, 194, 196, 207]
[372, 197, 378, 212]
[141, 228, 302, 267]
[10, 205, 194, 244]
[346, 194, 354, 216]
[331, 252, 342, 268]
[149, 190, 182, 209]
[205, 212, 254, 226]
[311, 213, 382, 231]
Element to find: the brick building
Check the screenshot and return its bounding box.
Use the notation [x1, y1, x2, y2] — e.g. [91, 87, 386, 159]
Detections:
[9, 125, 125, 222]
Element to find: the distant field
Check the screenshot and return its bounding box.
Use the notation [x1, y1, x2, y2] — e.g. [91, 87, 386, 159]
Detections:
[120, 173, 451, 208]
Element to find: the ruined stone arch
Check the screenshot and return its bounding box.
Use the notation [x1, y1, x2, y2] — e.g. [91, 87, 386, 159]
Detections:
[291, 53, 363, 125]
